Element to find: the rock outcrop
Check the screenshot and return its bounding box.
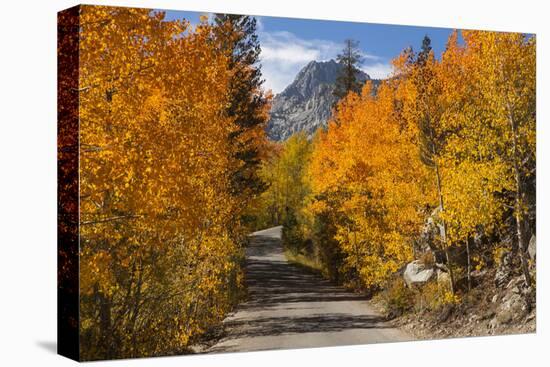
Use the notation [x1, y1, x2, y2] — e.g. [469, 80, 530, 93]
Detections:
[266, 60, 371, 141]
[403, 260, 435, 287]
[528, 234, 536, 261]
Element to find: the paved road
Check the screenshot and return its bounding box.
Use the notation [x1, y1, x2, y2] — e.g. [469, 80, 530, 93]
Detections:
[208, 226, 411, 353]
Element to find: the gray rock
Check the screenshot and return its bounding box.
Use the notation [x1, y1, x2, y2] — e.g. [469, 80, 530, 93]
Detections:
[428, 207, 447, 241]
[496, 310, 514, 325]
[403, 260, 435, 287]
[470, 269, 487, 279]
[494, 269, 508, 288]
[482, 309, 496, 320]
[491, 291, 527, 327]
[415, 208, 448, 263]
[501, 292, 528, 317]
[266, 60, 373, 141]
[528, 235, 536, 261]
[506, 276, 523, 289]
[493, 283, 529, 326]
[495, 251, 513, 288]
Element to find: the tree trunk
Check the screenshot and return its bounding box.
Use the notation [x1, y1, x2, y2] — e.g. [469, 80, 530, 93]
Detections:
[434, 162, 456, 294]
[514, 190, 532, 287]
[353, 229, 362, 273]
[466, 237, 472, 291]
[97, 288, 113, 358]
[507, 102, 532, 287]
[129, 260, 143, 357]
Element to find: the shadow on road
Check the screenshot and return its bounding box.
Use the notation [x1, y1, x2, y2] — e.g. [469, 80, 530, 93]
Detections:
[244, 234, 367, 309]
[246, 234, 283, 258]
[206, 227, 409, 353]
[223, 313, 389, 340]
[243, 259, 366, 307]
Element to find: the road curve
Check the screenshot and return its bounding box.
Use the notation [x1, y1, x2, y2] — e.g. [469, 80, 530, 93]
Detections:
[207, 226, 412, 353]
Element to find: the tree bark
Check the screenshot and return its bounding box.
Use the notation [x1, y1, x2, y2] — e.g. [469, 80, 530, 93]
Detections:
[129, 260, 143, 357]
[466, 237, 472, 291]
[507, 102, 532, 287]
[434, 161, 456, 294]
[97, 288, 113, 358]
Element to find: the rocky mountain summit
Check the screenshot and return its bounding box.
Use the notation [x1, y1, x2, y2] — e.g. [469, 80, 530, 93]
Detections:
[266, 60, 369, 141]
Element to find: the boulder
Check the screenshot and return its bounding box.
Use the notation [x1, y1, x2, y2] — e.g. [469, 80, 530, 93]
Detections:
[500, 292, 528, 320]
[416, 208, 443, 255]
[490, 276, 531, 328]
[494, 251, 513, 288]
[403, 260, 434, 287]
[495, 268, 510, 288]
[496, 309, 514, 325]
[417, 222, 436, 254]
[505, 276, 524, 290]
[470, 269, 487, 279]
[528, 235, 536, 261]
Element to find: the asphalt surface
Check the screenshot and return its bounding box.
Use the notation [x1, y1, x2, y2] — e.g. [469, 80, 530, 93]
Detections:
[207, 226, 412, 353]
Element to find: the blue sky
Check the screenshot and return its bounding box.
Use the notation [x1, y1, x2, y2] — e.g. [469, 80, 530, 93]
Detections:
[163, 10, 455, 94]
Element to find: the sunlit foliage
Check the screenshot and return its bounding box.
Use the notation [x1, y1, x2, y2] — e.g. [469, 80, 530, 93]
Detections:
[76, 6, 267, 360]
[288, 30, 536, 293]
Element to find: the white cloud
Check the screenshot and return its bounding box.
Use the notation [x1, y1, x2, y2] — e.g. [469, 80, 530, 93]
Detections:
[361, 63, 393, 80]
[258, 31, 341, 93]
[257, 30, 391, 94]
[359, 51, 382, 61]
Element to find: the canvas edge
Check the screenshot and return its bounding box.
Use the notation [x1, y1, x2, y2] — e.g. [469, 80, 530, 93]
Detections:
[57, 4, 81, 362]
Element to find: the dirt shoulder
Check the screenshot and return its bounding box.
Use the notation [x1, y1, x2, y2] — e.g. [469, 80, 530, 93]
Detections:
[370, 268, 535, 340]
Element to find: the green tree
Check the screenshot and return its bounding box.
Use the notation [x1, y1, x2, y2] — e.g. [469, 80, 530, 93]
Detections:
[416, 35, 432, 66]
[333, 39, 364, 102]
[213, 14, 271, 197]
[246, 133, 313, 245]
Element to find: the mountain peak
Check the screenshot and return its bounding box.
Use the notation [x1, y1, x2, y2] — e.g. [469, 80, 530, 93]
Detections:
[267, 60, 370, 141]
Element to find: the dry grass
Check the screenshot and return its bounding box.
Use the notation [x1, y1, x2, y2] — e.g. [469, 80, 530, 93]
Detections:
[284, 249, 324, 274]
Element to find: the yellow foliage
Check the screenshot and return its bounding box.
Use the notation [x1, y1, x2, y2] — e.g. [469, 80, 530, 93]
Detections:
[71, 9, 535, 357]
[300, 30, 535, 294]
[307, 80, 434, 289]
[76, 6, 264, 360]
[415, 282, 460, 313]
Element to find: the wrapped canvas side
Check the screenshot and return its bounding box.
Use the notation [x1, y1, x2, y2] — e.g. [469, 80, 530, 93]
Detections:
[57, 5, 80, 362]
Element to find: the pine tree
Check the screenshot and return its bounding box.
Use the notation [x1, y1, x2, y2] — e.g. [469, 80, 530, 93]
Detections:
[213, 14, 271, 197]
[333, 39, 364, 102]
[77, 8, 251, 358]
[416, 35, 432, 66]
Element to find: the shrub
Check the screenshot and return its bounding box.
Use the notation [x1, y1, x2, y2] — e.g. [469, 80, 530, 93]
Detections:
[377, 277, 414, 318]
[414, 281, 461, 313]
